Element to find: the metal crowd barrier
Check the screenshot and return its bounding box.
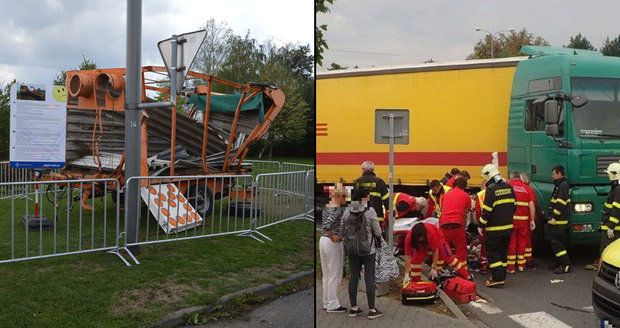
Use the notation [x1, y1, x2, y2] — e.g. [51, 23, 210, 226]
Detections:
[252, 171, 309, 238]
[304, 170, 315, 220]
[0, 161, 34, 200]
[123, 174, 258, 255]
[244, 160, 282, 176]
[281, 162, 314, 173]
[0, 162, 313, 266]
[0, 178, 126, 265]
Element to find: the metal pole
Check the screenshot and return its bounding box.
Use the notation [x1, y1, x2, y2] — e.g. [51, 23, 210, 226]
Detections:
[125, 0, 142, 248]
[169, 35, 178, 176]
[387, 114, 394, 249]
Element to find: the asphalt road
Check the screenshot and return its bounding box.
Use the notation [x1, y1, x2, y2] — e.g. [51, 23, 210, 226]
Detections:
[198, 288, 314, 328]
[463, 244, 601, 328]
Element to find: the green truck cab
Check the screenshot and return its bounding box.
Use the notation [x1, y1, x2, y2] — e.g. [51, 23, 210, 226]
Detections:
[508, 46, 620, 246]
[592, 238, 620, 321]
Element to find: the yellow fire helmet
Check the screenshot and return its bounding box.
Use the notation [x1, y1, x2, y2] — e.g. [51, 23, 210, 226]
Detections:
[604, 162, 620, 181]
[481, 164, 500, 182]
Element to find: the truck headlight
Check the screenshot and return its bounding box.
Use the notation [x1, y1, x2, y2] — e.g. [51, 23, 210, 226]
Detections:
[573, 203, 593, 213]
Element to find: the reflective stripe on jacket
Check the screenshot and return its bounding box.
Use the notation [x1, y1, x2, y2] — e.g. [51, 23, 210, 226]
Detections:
[480, 179, 516, 235]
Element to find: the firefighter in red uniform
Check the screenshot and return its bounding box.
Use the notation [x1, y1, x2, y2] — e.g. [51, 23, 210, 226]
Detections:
[446, 170, 471, 188]
[439, 177, 471, 270]
[507, 171, 537, 273]
[425, 180, 451, 218]
[392, 192, 428, 218]
[402, 222, 471, 285]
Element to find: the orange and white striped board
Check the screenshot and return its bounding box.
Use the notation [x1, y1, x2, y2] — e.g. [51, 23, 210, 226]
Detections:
[140, 183, 203, 234]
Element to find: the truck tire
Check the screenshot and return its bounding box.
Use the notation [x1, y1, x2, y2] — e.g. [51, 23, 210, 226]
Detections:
[187, 185, 213, 216]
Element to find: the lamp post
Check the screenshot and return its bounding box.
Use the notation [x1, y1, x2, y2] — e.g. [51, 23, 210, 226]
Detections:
[474, 27, 515, 59]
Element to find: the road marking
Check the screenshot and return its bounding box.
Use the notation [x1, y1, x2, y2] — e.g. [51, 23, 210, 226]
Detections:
[468, 300, 503, 314]
[508, 311, 572, 328]
[582, 306, 593, 312]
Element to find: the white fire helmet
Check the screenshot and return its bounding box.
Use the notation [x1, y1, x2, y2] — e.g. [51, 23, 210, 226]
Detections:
[604, 162, 620, 181]
[481, 164, 500, 182]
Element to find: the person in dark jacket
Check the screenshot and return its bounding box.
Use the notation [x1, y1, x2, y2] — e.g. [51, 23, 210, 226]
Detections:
[354, 161, 390, 232]
[479, 164, 515, 287]
[587, 162, 620, 270]
[546, 165, 572, 274]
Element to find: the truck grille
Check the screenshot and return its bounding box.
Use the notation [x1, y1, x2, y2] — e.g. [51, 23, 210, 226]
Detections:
[598, 155, 620, 177]
[598, 261, 619, 285]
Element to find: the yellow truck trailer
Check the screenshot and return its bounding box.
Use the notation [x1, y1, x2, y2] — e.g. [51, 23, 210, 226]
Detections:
[316, 57, 521, 187]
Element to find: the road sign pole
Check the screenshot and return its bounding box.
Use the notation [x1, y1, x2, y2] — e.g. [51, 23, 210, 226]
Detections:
[387, 114, 395, 249]
[169, 35, 178, 176]
[125, 0, 142, 249]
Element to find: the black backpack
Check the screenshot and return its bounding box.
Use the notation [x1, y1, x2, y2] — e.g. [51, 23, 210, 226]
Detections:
[342, 209, 373, 257]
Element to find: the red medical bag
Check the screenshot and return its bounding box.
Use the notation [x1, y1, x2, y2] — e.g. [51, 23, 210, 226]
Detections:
[401, 280, 438, 304]
[442, 276, 477, 304]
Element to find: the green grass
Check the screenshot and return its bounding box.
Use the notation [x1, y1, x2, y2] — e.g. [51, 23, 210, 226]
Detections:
[0, 220, 313, 327]
[0, 183, 307, 259]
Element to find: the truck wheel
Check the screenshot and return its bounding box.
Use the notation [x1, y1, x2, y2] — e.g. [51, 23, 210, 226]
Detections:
[187, 185, 213, 216]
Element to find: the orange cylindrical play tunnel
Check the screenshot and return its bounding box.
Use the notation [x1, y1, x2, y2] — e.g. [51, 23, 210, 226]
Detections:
[69, 73, 94, 97]
[95, 73, 124, 99]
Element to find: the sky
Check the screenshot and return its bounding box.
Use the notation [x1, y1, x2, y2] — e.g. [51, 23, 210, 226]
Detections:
[317, 0, 620, 70]
[0, 0, 313, 85]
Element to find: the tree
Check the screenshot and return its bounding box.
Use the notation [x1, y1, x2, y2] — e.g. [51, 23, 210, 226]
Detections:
[601, 35, 620, 57]
[217, 31, 265, 91]
[193, 18, 234, 78]
[316, 0, 334, 66]
[565, 33, 595, 50]
[327, 63, 348, 70]
[467, 28, 549, 59]
[0, 79, 16, 160]
[257, 56, 308, 157]
[53, 55, 98, 86]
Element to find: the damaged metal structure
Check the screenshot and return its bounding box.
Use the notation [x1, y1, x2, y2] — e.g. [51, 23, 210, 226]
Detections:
[46, 65, 285, 213]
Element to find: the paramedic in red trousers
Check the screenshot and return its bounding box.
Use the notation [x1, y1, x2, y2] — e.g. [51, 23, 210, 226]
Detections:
[354, 161, 390, 233]
[519, 172, 536, 267]
[319, 183, 348, 313]
[506, 171, 537, 273]
[425, 180, 451, 218]
[445, 170, 471, 188]
[392, 192, 428, 218]
[478, 164, 516, 288]
[439, 177, 471, 270]
[546, 165, 572, 274]
[402, 222, 472, 285]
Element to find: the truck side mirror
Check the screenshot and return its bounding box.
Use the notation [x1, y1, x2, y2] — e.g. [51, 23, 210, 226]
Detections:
[571, 94, 588, 108]
[544, 100, 559, 124]
[544, 100, 560, 137]
[545, 124, 559, 136]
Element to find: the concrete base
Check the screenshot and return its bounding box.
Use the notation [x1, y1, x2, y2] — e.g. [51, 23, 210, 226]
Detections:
[22, 215, 52, 230]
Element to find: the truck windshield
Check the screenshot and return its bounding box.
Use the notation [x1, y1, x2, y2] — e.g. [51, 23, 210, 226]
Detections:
[572, 77, 620, 138]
